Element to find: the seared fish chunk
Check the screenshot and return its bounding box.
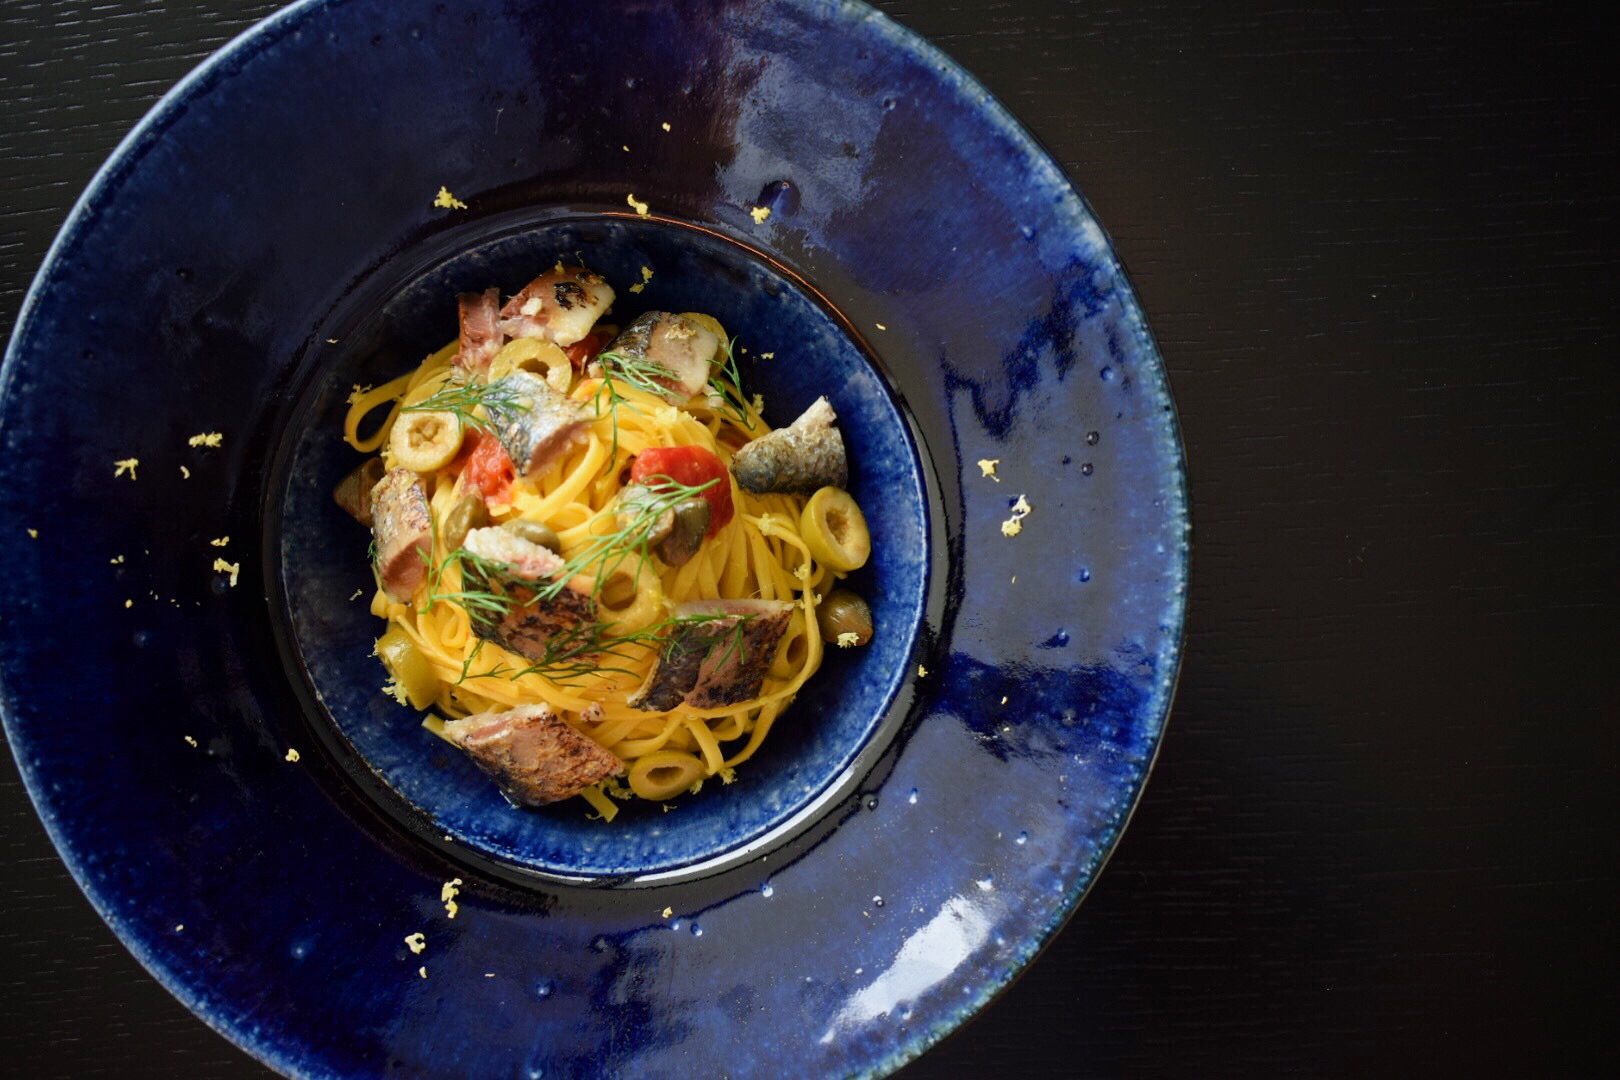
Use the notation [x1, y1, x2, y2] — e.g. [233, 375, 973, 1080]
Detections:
[441, 703, 623, 806]
[627, 599, 795, 711]
[730, 397, 848, 495]
[455, 287, 505, 372]
[600, 311, 718, 403]
[461, 526, 596, 661]
[485, 371, 591, 477]
[498, 266, 615, 347]
[370, 467, 432, 600]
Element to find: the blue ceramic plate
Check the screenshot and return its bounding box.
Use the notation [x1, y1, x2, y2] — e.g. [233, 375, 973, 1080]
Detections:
[0, 1, 1187, 1076]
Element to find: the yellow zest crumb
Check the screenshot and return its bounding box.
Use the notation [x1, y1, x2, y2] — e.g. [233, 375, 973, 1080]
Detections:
[285, 747, 301, 763]
[418, 966, 428, 979]
[442, 878, 462, 919]
[212, 558, 240, 587]
[124, 599, 132, 609]
[750, 205, 771, 224]
[382, 677, 407, 705]
[175, 924, 184, 932]
[660, 121, 671, 132]
[978, 458, 1001, 481]
[484, 972, 495, 978]
[1000, 695, 1009, 705]
[433, 186, 468, 210]
[626, 193, 649, 216]
[349, 588, 364, 601]
[347, 384, 371, 404]
[918, 664, 928, 678]
[662, 906, 673, 919]
[187, 432, 223, 448]
[759, 351, 775, 360]
[26, 528, 38, 539]
[836, 632, 860, 648]
[404, 932, 426, 954]
[110, 554, 125, 564]
[184, 735, 198, 748]
[113, 458, 140, 479]
[180, 466, 190, 479]
[209, 536, 229, 547]
[875, 322, 888, 331]
[628, 264, 653, 293]
[622, 144, 630, 152]
[1001, 494, 1033, 537]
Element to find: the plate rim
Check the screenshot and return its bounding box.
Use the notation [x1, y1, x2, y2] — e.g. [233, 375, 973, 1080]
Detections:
[0, 1, 1192, 1076]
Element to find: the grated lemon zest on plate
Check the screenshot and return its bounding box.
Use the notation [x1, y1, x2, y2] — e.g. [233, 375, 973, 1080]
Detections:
[433, 186, 468, 210]
[750, 205, 771, 224]
[977, 458, 1001, 481]
[442, 878, 462, 919]
[212, 558, 240, 587]
[626, 193, 649, 216]
[404, 932, 426, 954]
[113, 458, 140, 479]
[284, 747, 300, 763]
[209, 536, 229, 547]
[188, 432, 223, 448]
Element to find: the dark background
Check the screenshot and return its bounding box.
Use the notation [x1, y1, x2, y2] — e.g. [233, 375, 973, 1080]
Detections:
[2, 0, 1615, 1075]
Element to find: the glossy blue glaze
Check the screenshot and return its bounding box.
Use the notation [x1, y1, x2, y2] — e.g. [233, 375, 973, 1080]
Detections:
[0, 1, 1187, 1077]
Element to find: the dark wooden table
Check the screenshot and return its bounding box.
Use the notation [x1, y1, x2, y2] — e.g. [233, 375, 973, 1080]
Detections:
[3, 2, 1615, 1075]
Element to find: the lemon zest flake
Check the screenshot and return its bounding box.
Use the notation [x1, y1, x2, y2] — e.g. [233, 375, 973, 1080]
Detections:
[212, 558, 240, 587]
[750, 205, 771, 224]
[113, 458, 140, 479]
[188, 432, 223, 448]
[433, 186, 468, 210]
[627, 193, 649, 216]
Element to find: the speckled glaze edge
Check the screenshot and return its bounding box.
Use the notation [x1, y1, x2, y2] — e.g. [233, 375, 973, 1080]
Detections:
[0, 2, 1191, 1077]
[0, 7, 346, 1077]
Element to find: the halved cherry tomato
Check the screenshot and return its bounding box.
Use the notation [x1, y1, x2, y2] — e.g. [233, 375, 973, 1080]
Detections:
[459, 429, 516, 503]
[630, 445, 733, 536]
[565, 329, 611, 371]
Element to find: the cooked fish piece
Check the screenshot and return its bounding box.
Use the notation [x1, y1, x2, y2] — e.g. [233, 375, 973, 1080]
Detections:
[729, 397, 848, 495]
[627, 598, 795, 711]
[683, 599, 796, 707]
[333, 457, 385, 527]
[485, 371, 591, 478]
[462, 526, 596, 661]
[441, 703, 623, 806]
[498, 266, 614, 347]
[627, 616, 737, 711]
[370, 467, 432, 600]
[600, 311, 718, 402]
[456, 287, 505, 372]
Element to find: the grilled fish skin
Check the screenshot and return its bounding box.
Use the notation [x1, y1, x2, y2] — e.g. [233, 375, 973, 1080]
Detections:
[627, 599, 795, 711]
[730, 397, 847, 494]
[600, 311, 718, 402]
[441, 703, 622, 806]
[498, 266, 614, 347]
[370, 467, 432, 600]
[485, 370, 591, 478]
[461, 526, 597, 662]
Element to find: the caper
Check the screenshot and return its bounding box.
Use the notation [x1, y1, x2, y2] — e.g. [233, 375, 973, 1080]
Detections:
[817, 589, 873, 646]
[440, 492, 488, 551]
[655, 498, 711, 567]
[501, 518, 561, 552]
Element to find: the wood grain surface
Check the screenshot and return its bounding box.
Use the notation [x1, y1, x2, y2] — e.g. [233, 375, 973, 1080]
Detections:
[2, 1, 1616, 1076]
